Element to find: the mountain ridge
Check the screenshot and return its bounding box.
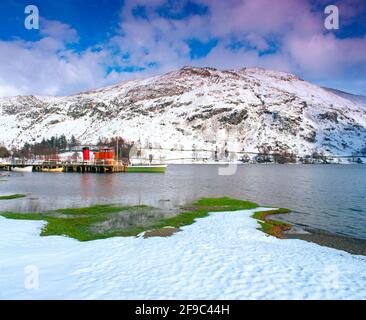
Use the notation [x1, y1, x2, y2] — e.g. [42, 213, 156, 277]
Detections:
[1, 66, 365, 159]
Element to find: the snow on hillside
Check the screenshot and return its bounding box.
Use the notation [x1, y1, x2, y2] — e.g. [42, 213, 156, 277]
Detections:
[324, 87, 366, 108]
[1, 208, 366, 299]
[0, 66, 366, 159]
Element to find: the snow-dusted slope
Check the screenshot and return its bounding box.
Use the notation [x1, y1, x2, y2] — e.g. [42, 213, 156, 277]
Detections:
[324, 87, 366, 108]
[1, 66, 366, 157]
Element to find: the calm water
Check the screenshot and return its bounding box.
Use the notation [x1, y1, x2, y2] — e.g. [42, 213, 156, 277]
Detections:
[0, 164, 366, 240]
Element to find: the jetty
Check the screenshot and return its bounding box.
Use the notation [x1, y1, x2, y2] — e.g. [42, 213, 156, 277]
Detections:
[0, 162, 167, 173]
[0, 142, 167, 173]
[0, 145, 167, 173]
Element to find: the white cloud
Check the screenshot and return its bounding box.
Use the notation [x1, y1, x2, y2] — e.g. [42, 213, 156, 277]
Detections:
[0, 0, 365, 97]
[0, 18, 121, 96]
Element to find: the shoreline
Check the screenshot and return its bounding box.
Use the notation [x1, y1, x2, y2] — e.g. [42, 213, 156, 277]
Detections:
[4, 159, 366, 166]
[264, 211, 366, 256]
[135, 162, 366, 165]
[284, 227, 366, 256]
[0, 193, 365, 255]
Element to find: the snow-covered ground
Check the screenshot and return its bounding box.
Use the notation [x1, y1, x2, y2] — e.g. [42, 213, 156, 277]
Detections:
[0, 208, 366, 300]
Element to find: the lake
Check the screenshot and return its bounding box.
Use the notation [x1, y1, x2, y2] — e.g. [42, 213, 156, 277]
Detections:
[0, 164, 365, 240]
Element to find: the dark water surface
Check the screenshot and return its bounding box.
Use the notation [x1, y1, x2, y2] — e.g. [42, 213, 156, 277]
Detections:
[0, 164, 365, 240]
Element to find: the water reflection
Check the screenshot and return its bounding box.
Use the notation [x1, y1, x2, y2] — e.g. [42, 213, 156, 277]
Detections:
[0, 165, 365, 239]
[93, 207, 177, 234]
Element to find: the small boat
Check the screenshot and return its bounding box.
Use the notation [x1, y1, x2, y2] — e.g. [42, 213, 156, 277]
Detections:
[0, 172, 10, 177]
[11, 166, 33, 173]
[41, 167, 64, 173]
[126, 165, 167, 173]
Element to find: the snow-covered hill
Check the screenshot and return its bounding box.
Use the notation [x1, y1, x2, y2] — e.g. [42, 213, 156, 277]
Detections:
[324, 87, 366, 108]
[1, 66, 366, 159]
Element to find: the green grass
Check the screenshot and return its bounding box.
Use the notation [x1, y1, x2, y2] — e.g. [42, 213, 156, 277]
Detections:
[251, 208, 292, 237]
[155, 197, 259, 229]
[53, 204, 147, 216]
[193, 197, 258, 208]
[126, 166, 166, 173]
[0, 194, 26, 200]
[0, 197, 291, 241]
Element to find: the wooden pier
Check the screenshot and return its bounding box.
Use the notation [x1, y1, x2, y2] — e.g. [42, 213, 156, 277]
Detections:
[0, 162, 167, 173]
[0, 162, 128, 173]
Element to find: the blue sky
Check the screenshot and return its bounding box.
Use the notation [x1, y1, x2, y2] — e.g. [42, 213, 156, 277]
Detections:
[0, 0, 122, 47]
[0, 0, 365, 96]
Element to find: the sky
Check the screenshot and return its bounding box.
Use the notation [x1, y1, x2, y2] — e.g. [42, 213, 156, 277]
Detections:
[0, 0, 365, 97]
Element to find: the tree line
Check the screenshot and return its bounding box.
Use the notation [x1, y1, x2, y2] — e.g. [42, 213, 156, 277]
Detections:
[2, 135, 80, 159]
[1, 137, 365, 163]
[0, 135, 133, 160]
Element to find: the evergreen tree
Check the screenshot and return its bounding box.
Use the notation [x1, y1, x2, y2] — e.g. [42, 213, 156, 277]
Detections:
[69, 135, 79, 148]
[0, 144, 10, 158]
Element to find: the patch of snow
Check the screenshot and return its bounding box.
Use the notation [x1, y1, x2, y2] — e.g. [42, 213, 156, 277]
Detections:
[0, 208, 365, 299]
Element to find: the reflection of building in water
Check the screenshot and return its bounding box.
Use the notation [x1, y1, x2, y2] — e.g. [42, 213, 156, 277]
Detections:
[81, 173, 91, 200]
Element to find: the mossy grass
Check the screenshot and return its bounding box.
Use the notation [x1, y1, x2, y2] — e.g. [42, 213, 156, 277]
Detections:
[0, 194, 26, 200]
[251, 208, 292, 238]
[54, 204, 147, 216]
[0, 204, 150, 241]
[0, 197, 291, 241]
[161, 197, 259, 228]
[192, 197, 258, 208]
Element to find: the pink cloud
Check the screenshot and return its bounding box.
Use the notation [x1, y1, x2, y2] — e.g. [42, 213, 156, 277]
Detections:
[286, 33, 366, 78]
